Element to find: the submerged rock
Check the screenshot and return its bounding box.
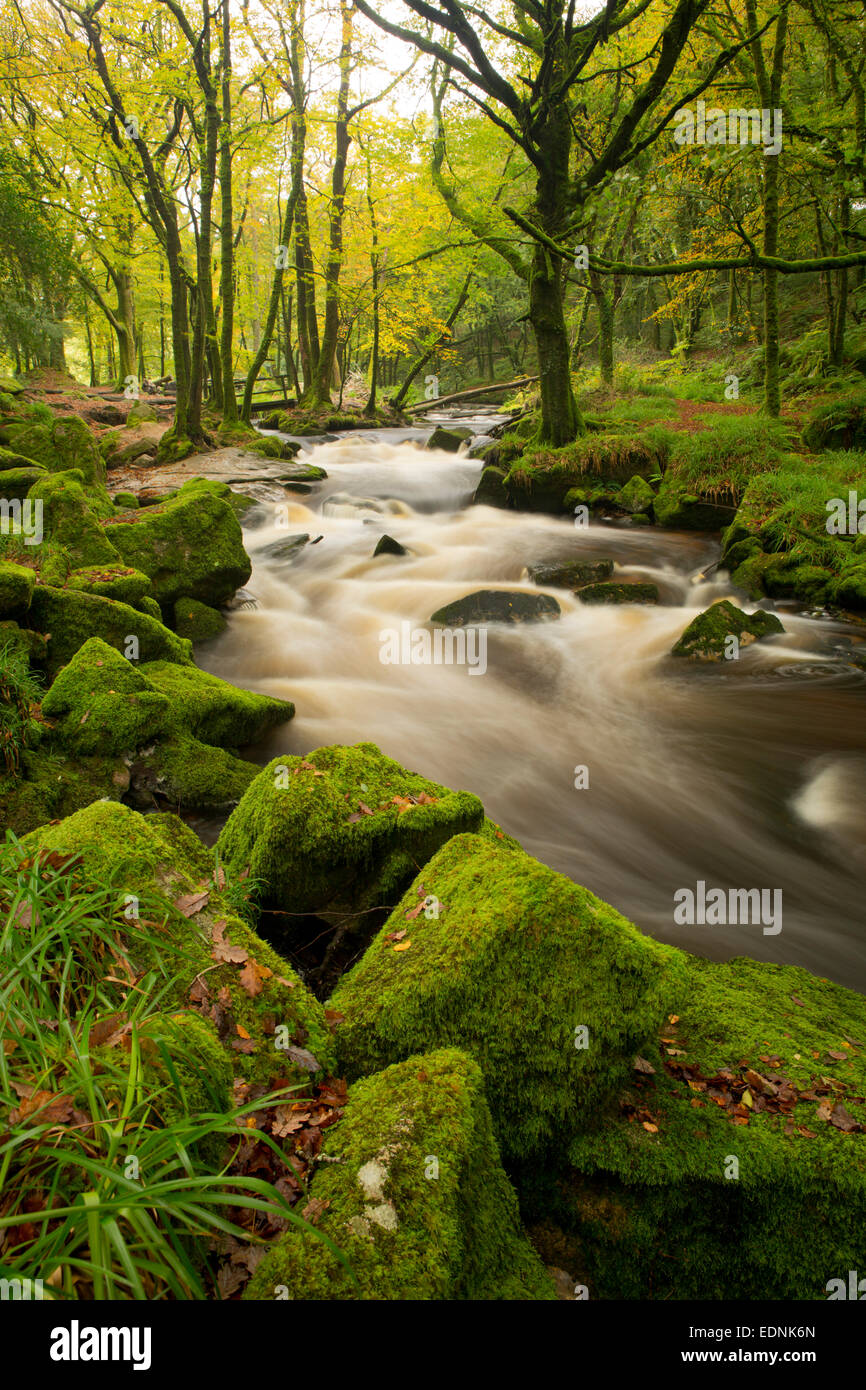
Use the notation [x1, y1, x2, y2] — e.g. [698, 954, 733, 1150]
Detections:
[672, 599, 784, 660]
[244, 1049, 555, 1301]
[331, 833, 681, 1161]
[527, 558, 614, 589]
[430, 589, 560, 626]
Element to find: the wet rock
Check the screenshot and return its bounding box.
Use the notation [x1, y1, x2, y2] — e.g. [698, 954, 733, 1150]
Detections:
[426, 426, 472, 453]
[430, 589, 561, 626]
[527, 558, 614, 589]
[373, 534, 407, 557]
[578, 582, 658, 604]
[618, 474, 656, 515]
[472, 466, 510, 508]
[671, 599, 784, 660]
[257, 533, 311, 563]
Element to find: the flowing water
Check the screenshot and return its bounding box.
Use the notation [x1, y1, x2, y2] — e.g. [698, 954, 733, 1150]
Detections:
[199, 411, 866, 991]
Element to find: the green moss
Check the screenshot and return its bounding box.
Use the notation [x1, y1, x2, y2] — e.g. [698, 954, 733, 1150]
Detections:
[0, 560, 35, 616]
[550, 954, 866, 1299]
[172, 597, 227, 641]
[652, 479, 737, 530]
[112, 491, 139, 509]
[66, 564, 153, 606]
[525, 559, 614, 589]
[0, 463, 48, 498]
[148, 735, 258, 807]
[28, 471, 119, 566]
[22, 801, 334, 1085]
[102, 478, 252, 607]
[504, 434, 666, 514]
[0, 412, 106, 485]
[28, 586, 193, 672]
[0, 746, 129, 835]
[0, 621, 47, 665]
[331, 833, 683, 1161]
[140, 660, 293, 745]
[803, 388, 866, 451]
[617, 474, 655, 515]
[217, 743, 485, 920]
[671, 599, 784, 660]
[41, 637, 169, 755]
[245, 1049, 555, 1301]
[137, 595, 163, 621]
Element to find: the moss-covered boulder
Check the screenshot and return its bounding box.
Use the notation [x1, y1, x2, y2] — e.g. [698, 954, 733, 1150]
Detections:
[244, 1049, 555, 1301]
[0, 620, 47, 665]
[112, 490, 139, 509]
[653, 479, 735, 530]
[0, 560, 35, 617]
[126, 399, 159, 425]
[28, 586, 193, 671]
[426, 426, 472, 453]
[331, 833, 682, 1160]
[617, 474, 655, 515]
[802, 390, 866, 452]
[28, 471, 119, 566]
[538, 954, 866, 1299]
[217, 743, 485, 923]
[0, 412, 105, 485]
[22, 801, 334, 1085]
[0, 463, 48, 499]
[102, 478, 252, 606]
[0, 746, 130, 836]
[173, 597, 227, 641]
[578, 582, 658, 605]
[430, 589, 560, 625]
[41, 637, 170, 755]
[142, 736, 259, 808]
[66, 564, 153, 606]
[526, 558, 614, 589]
[672, 599, 784, 660]
[140, 660, 293, 746]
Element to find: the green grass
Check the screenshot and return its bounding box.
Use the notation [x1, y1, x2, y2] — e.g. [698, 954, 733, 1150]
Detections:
[667, 415, 797, 498]
[0, 639, 43, 774]
[0, 837, 341, 1299]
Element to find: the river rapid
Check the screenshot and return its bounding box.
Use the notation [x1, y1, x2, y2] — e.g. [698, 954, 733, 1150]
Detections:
[198, 409, 866, 991]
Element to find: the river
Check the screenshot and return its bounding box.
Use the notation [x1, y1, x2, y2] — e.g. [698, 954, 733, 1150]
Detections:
[197, 409, 866, 991]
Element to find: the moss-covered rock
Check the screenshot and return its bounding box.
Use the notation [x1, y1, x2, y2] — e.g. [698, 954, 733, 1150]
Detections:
[578, 582, 658, 605]
[671, 599, 784, 660]
[102, 478, 252, 606]
[802, 389, 866, 452]
[426, 426, 472, 453]
[617, 474, 655, 515]
[0, 746, 130, 836]
[653, 479, 735, 530]
[0, 620, 47, 665]
[28, 585, 193, 672]
[0, 412, 105, 485]
[472, 466, 510, 509]
[540, 954, 866, 1299]
[0, 560, 35, 617]
[173, 597, 227, 641]
[112, 491, 139, 509]
[217, 743, 485, 922]
[126, 400, 159, 425]
[144, 735, 259, 808]
[41, 637, 170, 755]
[0, 463, 48, 499]
[28, 471, 119, 566]
[526, 558, 613, 589]
[244, 1049, 555, 1301]
[22, 801, 334, 1085]
[140, 660, 293, 746]
[331, 833, 683, 1161]
[66, 564, 153, 606]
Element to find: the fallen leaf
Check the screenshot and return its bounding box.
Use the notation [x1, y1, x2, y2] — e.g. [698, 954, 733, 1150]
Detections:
[633, 1056, 656, 1075]
[642, 1121, 658, 1133]
[285, 1045, 321, 1072]
[174, 889, 210, 917]
[238, 958, 273, 998]
[393, 940, 412, 952]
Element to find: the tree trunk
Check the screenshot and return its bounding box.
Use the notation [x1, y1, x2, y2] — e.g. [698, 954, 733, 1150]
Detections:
[219, 0, 238, 422]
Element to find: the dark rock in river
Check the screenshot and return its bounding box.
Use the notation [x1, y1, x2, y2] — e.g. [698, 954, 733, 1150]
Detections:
[426, 426, 472, 453]
[672, 599, 784, 660]
[430, 589, 561, 626]
[578, 582, 659, 604]
[373, 534, 407, 557]
[527, 558, 614, 589]
[257, 533, 311, 563]
[473, 466, 510, 508]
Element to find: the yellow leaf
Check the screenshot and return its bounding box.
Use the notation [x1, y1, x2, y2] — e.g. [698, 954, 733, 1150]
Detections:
[393, 940, 412, 952]
[742, 1088, 754, 1109]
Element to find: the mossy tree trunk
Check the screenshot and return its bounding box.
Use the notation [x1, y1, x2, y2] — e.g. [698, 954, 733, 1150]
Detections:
[748, 0, 788, 418]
